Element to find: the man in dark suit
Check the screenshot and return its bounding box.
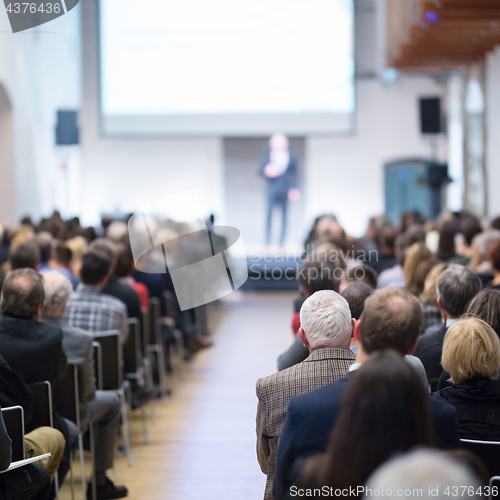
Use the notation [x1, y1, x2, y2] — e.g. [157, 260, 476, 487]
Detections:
[0, 268, 67, 384]
[260, 134, 300, 246]
[274, 287, 461, 500]
[414, 265, 481, 391]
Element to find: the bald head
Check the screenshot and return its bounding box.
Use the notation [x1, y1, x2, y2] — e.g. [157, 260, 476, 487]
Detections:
[2, 268, 45, 320]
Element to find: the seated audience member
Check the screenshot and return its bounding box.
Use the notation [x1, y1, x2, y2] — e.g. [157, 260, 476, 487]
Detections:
[338, 262, 377, 293]
[453, 216, 482, 266]
[114, 244, 149, 310]
[419, 262, 450, 335]
[66, 235, 87, 276]
[9, 242, 40, 272]
[88, 239, 142, 323]
[371, 223, 398, 275]
[63, 251, 128, 342]
[376, 233, 408, 288]
[432, 318, 500, 441]
[296, 351, 434, 498]
[256, 290, 355, 500]
[0, 402, 52, 500]
[364, 449, 481, 500]
[47, 242, 79, 288]
[35, 232, 54, 273]
[0, 225, 9, 267]
[487, 240, 500, 289]
[278, 283, 373, 371]
[0, 269, 67, 384]
[414, 265, 481, 391]
[274, 287, 461, 500]
[41, 271, 127, 499]
[438, 288, 500, 390]
[468, 229, 500, 286]
[437, 221, 457, 263]
[403, 242, 433, 296]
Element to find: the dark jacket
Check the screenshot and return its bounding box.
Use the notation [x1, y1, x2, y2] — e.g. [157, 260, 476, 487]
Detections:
[274, 373, 460, 500]
[432, 378, 500, 441]
[414, 324, 448, 391]
[103, 276, 141, 322]
[0, 317, 67, 385]
[260, 152, 298, 199]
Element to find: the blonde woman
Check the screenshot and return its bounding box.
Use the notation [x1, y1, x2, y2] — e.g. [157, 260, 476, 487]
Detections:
[432, 317, 500, 441]
[419, 262, 450, 334]
[403, 242, 433, 296]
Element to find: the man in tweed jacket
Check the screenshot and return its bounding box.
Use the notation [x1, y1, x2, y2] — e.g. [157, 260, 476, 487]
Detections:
[256, 290, 355, 500]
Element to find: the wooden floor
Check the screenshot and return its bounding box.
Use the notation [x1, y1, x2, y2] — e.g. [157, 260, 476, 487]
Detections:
[60, 291, 295, 500]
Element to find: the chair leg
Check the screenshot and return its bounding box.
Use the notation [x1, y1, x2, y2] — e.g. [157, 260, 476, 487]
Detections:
[147, 345, 169, 404]
[68, 457, 75, 500]
[78, 432, 86, 498]
[143, 357, 157, 423]
[54, 470, 60, 500]
[119, 385, 133, 467]
[89, 423, 97, 500]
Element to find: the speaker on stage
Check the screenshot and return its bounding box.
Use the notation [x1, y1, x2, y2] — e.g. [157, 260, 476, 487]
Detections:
[419, 97, 442, 135]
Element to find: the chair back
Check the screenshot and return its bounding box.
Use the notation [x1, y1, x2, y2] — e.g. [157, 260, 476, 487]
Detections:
[461, 439, 500, 478]
[28, 381, 53, 430]
[94, 330, 123, 390]
[1, 406, 25, 461]
[93, 341, 103, 391]
[124, 318, 141, 373]
[149, 297, 161, 345]
[141, 307, 150, 352]
[53, 365, 80, 428]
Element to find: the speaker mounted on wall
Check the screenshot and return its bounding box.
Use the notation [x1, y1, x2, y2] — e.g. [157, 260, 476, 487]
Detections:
[419, 97, 442, 135]
[55, 110, 79, 146]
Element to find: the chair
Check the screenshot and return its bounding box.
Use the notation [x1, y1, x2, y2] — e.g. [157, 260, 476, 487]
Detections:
[162, 291, 185, 376]
[124, 318, 154, 441]
[148, 297, 169, 402]
[94, 330, 133, 466]
[1, 406, 25, 462]
[28, 381, 60, 499]
[461, 439, 500, 497]
[93, 341, 103, 391]
[53, 365, 96, 500]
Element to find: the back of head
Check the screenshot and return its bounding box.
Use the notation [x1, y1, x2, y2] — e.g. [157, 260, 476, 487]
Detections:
[466, 288, 500, 337]
[461, 216, 482, 247]
[365, 449, 481, 500]
[437, 265, 481, 318]
[114, 245, 134, 278]
[341, 283, 374, 320]
[299, 258, 341, 296]
[299, 290, 351, 348]
[437, 221, 456, 259]
[53, 242, 73, 267]
[9, 242, 40, 271]
[1, 268, 44, 319]
[317, 351, 433, 491]
[403, 242, 433, 295]
[80, 251, 111, 286]
[489, 240, 500, 273]
[88, 238, 117, 262]
[360, 287, 422, 355]
[41, 271, 73, 317]
[106, 221, 128, 242]
[341, 262, 378, 290]
[34, 231, 54, 264]
[420, 262, 450, 302]
[442, 317, 500, 385]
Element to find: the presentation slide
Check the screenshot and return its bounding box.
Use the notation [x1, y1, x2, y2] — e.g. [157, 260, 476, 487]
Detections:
[100, 0, 354, 136]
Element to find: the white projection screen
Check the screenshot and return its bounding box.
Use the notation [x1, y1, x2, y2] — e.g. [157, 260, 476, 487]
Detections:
[99, 0, 355, 136]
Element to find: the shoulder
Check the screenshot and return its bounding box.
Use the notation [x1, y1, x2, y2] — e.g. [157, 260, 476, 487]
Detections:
[36, 321, 64, 343]
[429, 392, 457, 415]
[101, 293, 127, 312]
[289, 376, 348, 412]
[63, 324, 93, 341]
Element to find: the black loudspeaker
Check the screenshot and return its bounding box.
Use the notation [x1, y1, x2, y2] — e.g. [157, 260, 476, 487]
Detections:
[419, 97, 441, 134]
[55, 110, 79, 145]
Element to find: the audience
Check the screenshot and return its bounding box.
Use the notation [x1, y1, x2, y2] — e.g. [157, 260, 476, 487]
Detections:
[256, 290, 355, 500]
[41, 271, 127, 499]
[63, 251, 128, 343]
[403, 242, 433, 296]
[364, 449, 481, 500]
[432, 318, 500, 441]
[419, 262, 450, 335]
[273, 287, 460, 500]
[414, 265, 481, 390]
[296, 351, 434, 498]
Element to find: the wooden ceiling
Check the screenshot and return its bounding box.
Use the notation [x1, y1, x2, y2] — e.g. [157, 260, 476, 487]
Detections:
[391, 0, 500, 72]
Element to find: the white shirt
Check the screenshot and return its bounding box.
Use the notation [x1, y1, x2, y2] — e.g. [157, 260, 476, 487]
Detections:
[269, 149, 290, 176]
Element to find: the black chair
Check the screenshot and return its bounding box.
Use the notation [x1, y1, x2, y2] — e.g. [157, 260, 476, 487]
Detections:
[93, 341, 103, 391]
[53, 365, 96, 500]
[148, 297, 168, 401]
[94, 330, 133, 466]
[461, 439, 500, 496]
[1, 405, 25, 462]
[162, 291, 185, 376]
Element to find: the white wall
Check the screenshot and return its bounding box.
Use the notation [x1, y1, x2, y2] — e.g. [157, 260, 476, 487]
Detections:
[306, 76, 447, 237]
[0, 6, 81, 224]
[486, 46, 500, 219]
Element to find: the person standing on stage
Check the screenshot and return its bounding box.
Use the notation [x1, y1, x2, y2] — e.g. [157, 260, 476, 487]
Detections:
[260, 134, 300, 246]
